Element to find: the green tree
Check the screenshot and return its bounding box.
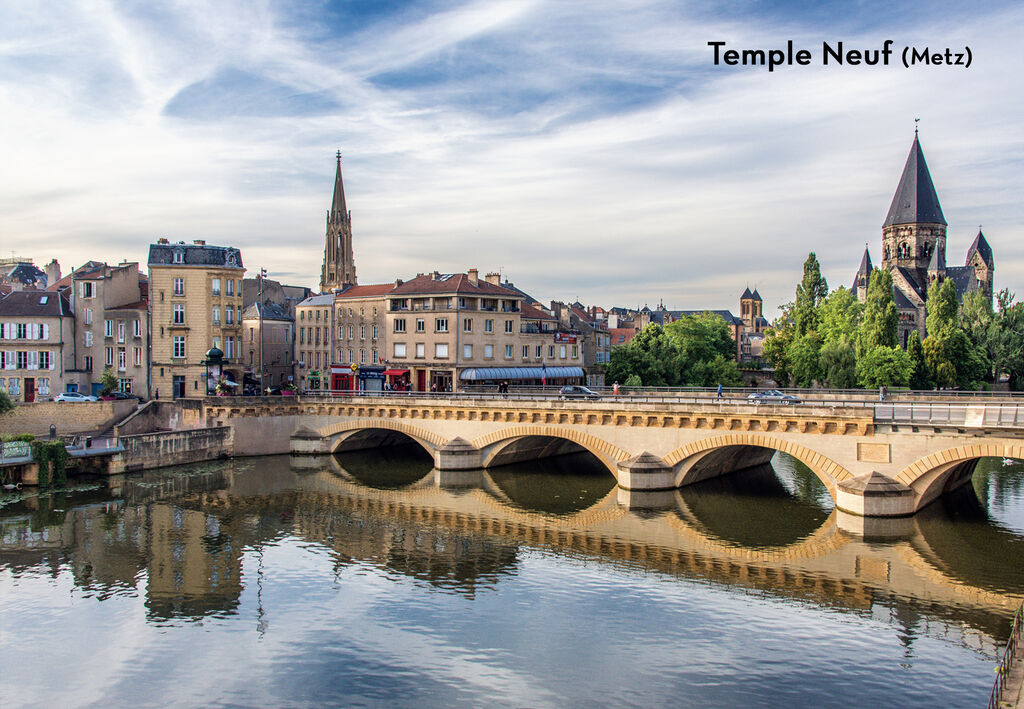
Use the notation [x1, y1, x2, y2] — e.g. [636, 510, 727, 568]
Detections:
[623, 374, 642, 387]
[922, 329, 989, 389]
[817, 287, 864, 346]
[992, 290, 1024, 390]
[605, 323, 681, 387]
[98, 368, 119, 396]
[855, 345, 912, 388]
[818, 337, 857, 388]
[960, 289, 996, 377]
[906, 330, 930, 390]
[761, 303, 794, 387]
[793, 253, 829, 336]
[787, 331, 823, 387]
[0, 389, 13, 415]
[665, 313, 741, 386]
[858, 268, 898, 353]
[925, 277, 959, 337]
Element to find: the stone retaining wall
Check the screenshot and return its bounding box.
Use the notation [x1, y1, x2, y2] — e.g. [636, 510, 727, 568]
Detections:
[108, 425, 233, 474]
[1, 400, 138, 436]
[113, 399, 205, 437]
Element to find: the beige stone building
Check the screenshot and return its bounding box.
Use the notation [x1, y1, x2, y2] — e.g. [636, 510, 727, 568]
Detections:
[294, 294, 335, 391]
[58, 261, 151, 397]
[148, 239, 245, 399]
[242, 302, 294, 391]
[328, 284, 393, 390]
[0, 290, 74, 401]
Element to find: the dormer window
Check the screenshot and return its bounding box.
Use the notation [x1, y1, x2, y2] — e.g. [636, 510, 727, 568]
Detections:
[173, 249, 184, 264]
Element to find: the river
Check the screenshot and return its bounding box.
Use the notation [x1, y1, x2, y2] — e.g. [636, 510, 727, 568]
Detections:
[1, 450, 1022, 708]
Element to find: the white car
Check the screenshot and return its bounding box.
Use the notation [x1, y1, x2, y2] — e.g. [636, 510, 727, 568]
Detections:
[55, 391, 98, 402]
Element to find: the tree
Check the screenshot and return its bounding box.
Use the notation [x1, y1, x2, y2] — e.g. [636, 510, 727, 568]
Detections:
[855, 346, 912, 388]
[788, 332, 823, 387]
[665, 313, 742, 386]
[817, 287, 864, 346]
[992, 290, 1024, 390]
[906, 330, 930, 390]
[819, 337, 857, 388]
[922, 328, 989, 389]
[98, 368, 119, 397]
[793, 253, 828, 336]
[960, 289, 996, 377]
[605, 323, 681, 387]
[925, 277, 959, 337]
[0, 389, 13, 416]
[762, 303, 795, 386]
[858, 269, 898, 353]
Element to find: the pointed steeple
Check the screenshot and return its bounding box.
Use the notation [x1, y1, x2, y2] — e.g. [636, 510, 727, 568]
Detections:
[966, 229, 993, 268]
[331, 150, 347, 217]
[751, 289, 762, 302]
[883, 136, 946, 227]
[927, 241, 944, 273]
[740, 287, 753, 300]
[856, 245, 873, 277]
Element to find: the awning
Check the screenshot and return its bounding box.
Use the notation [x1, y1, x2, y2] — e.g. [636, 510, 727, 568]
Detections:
[459, 366, 584, 381]
[383, 369, 410, 376]
[221, 379, 239, 387]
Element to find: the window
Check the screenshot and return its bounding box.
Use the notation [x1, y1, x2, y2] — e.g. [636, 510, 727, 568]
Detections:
[105, 320, 113, 337]
[372, 349, 378, 364]
[84, 331, 93, 347]
[227, 279, 234, 296]
[360, 308, 364, 317]
[348, 324, 354, 339]
[360, 324, 365, 340]
[226, 306, 234, 325]
[249, 327, 255, 343]
[134, 347, 142, 367]
[394, 319, 406, 333]
[8, 378, 18, 397]
[213, 336, 221, 350]
[560, 345, 567, 359]
[315, 327, 321, 345]
[117, 321, 125, 343]
[523, 345, 530, 359]
[360, 349, 366, 363]
[173, 249, 184, 264]
[372, 324, 378, 339]
[435, 318, 448, 333]
[133, 319, 141, 337]
[84, 355, 93, 372]
[80, 281, 95, 298]
[416, 319, 425, 332]
[299, 328, 305, 345]
[226, 338, 234, 359]
[83, 308, 93, 325]
[484, 319, 493, 333]
[173, 305, 185, 324]
[105, 347, 113, 366]
[173, 277, 184, 296]
[315, 351, 320, 367]
[173, 336, 185, 358]
[572, 345, 578, 359]
[394, 343, 407, 358]
[435, 343, 449, 358]
[505, 320, 513, 334]
[373, 307, 377, 317]
[299, 352, 305, 367]
[16, 323, 27, 339]
[463, 319, 473, 333]
[117, 348, 126, 371]
[484, 344, 494, 358]
[39, 351, 51, 369]
[212, 278, 221, 295]
[536, 345, 542, 358]
[212, 306, 220, 324]
[119, 378, 132, 394]
[37, 377, 49, 396]
[463, 344, 473, 359]
[315, 310, 320, 321]
[415, 343, 425, 358]
[505, 344, 514, 359]
[549, 346, 555, 358]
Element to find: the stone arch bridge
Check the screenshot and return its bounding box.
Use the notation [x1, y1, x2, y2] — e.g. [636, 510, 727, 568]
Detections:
[204, 394, 1024, 518]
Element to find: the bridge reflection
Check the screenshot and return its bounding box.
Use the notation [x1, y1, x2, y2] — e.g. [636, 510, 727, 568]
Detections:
[1, 453, 1021, 649]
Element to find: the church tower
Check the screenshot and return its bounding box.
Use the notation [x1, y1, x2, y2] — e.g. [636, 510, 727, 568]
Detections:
[881, 133, 947, 291]
[320, 152, 357, 292]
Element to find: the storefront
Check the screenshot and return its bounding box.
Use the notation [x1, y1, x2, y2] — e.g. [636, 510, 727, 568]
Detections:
[358, 365, 386, 392]
[458, 366, 584, 388]
[330, 365, 356, 391]
[430, 369, 453, 392]
[383, 368, 411, 391]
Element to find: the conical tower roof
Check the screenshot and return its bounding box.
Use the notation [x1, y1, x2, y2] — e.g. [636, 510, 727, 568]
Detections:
[856, 246, 873, 276]
[751, 289, 762, 302]
[331, 151, 347, 215]
[927, 242, 944, 272]
[740, 287, 753, 300]
[966, 229, 993, 268]
[883, 136, 946, 227]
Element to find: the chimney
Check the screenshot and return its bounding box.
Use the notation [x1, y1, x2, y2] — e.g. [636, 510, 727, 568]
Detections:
[395, 278, 403, 287]
[193, 239, 206, 245]
[467, 268, 479, 285]
[485, 272, 500, 285]
[157, 238, 169, 245]
[432, 271, 440, 280]
[44, 259, 61, 287]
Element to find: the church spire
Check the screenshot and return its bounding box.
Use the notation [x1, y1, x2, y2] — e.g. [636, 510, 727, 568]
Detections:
[320, 151, 356, 292]
[883, 135, 946, 227]
[331, 150, 347, 216]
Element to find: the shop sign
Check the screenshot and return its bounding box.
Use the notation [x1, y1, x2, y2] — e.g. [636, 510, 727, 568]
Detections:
[554, 332, 577, 344]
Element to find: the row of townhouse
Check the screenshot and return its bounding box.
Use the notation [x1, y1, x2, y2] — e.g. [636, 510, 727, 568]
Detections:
[294, 269, 587, 393]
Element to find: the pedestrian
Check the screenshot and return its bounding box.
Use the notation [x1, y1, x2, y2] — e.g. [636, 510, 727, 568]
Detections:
[879, 384, 887, 401]
[613, 381, 620, 396]
[717, 383, 723, 399]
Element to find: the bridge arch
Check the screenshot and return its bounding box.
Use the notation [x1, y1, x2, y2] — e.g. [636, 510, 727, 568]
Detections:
[471, 426, 630, 476]
[317, 419, 447, 458]
[664, 433, 854, 497]
[896, 442, 1024, 511]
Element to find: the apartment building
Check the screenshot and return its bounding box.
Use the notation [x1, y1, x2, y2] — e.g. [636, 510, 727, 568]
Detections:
[242, 302, 293, 391]
[148, 239, 245, 399]
[328, 284, 393, 390]
[0, 290, 74, 401]
[294, 294, 334, 390]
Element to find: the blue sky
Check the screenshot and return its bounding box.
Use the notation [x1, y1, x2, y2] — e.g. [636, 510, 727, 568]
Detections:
[2, 0, 1022, 314]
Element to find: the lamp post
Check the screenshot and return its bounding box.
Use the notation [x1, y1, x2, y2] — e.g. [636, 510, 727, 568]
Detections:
[258, 267, 266, 394]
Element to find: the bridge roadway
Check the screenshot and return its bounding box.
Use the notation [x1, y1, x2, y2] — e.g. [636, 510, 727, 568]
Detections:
[204, 392, 1024, 518]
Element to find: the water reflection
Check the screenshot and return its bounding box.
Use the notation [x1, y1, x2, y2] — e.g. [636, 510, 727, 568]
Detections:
[2, 452, 1023, 708]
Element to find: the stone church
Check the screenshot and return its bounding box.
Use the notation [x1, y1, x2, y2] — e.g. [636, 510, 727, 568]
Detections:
[320, 151, 357, 292]
[853, 134, 994, 346]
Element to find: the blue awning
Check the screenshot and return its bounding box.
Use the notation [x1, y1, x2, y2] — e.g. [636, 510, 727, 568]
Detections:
[459, 366, 584, 381]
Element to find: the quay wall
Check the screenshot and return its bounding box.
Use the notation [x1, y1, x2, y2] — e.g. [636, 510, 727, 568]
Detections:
[108, 426, 233, 474]
[1, 400, 137, 436]
[113, 399, 205, 437]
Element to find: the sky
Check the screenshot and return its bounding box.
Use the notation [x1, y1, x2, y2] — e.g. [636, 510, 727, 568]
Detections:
[2, 0, 1022, 317]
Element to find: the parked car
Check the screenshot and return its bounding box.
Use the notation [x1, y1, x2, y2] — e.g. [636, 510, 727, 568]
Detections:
[101, 391, 144, 402]
[559, 385, 601, 400]
[747, 389, 800, 405]
[55, 391, 98, 402]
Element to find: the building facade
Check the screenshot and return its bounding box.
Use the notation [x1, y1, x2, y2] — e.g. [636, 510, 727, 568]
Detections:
[294, 294, 335, 390]
[242, 302, 294, 392]
[0, 290, 74, 402]
[329, 285, 392, 391]
[148, 239, 245, 399]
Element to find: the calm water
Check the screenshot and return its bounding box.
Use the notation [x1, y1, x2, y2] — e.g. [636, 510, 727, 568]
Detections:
[1, 449, 1023, 708]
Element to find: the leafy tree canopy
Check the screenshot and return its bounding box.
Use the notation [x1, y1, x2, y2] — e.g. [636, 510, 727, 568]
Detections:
[859, 268, 898, 353]
[925, 277, 959, 337]
[793, 252, 829, 336]
[855, 345, 912, 388]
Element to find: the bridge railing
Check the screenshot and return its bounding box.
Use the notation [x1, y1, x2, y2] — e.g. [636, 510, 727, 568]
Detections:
[873, 402, 1024, 428]
[989, 601, 1024, 709]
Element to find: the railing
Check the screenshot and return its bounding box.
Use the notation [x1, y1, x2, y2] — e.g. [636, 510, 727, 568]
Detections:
[874, 402, 1024, 428]
[0, 440, 32, 463]
[989, 602, 1024, 709]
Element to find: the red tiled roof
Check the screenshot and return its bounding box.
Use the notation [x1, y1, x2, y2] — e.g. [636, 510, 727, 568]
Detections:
[335, 283, 397, 298]
[609, 327, 638, 346]
[521, 303, 555, 320]
[391, 273, 522, 297]
[107, 300, 149, 311]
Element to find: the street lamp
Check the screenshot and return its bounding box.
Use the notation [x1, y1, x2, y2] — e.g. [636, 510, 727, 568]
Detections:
[258, 267, 267, 393]
[204, 346, 224, 395]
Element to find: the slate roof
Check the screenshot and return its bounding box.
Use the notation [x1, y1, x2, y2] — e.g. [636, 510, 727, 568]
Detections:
[966, 230, 994, 268]
[945, 266, 977, 299]
[0, 290, 72, 317]
[297, 294, 336, 307]
[390, 273, 522, 298]
[895, 266, 925, 299]
[148, 242, 244, 269]
[928, 243, 945, 272]
[740, 287, 753, 300]
[242, 301, 293, 320]
[5, 262, 47, 289]
[856, 247, 873, 276]
[751, 289, 762, 302]
[883, 136, 946, 227]
[893, 288, 917, 310]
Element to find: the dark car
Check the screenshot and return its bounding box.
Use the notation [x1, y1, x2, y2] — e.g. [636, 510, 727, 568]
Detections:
[101, 391, 144, 402]
[559, 385, 601, 400]
[747, 389, 800, 405]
